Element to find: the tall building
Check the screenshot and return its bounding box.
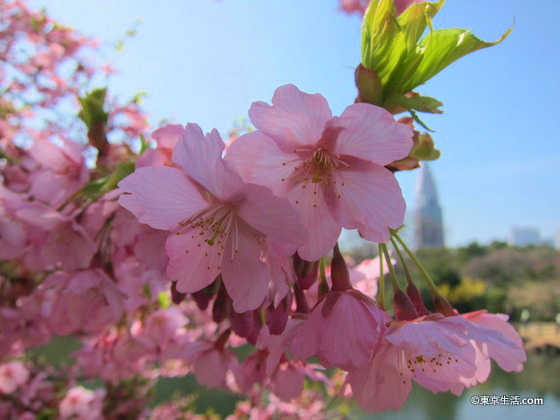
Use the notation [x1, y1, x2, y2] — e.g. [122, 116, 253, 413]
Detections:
[414, 163, 445, 249]
[508, 227, 541, 247]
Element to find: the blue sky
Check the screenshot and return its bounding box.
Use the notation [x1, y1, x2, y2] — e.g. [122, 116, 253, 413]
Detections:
[34, 0, 559, 246]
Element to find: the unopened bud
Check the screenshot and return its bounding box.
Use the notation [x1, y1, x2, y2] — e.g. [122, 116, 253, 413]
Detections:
[393, 289, 419, 321]
[330, 244, 352, 291]
[171, 281, 187, 305]
[406, 283, 429, 316]
[355, 64, 383, 106]
[191, 289, 210, 310]
[432, 293, 456, 317]
[298, 261, 319, 290]
[212, 282, 228, 323]
[230, 309, 260, 345]
[266, 295, 291, 335]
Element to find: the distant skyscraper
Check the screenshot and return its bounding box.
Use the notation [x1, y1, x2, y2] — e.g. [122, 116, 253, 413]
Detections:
[508, 227, 541, 247]
[414, 164, 444, 249]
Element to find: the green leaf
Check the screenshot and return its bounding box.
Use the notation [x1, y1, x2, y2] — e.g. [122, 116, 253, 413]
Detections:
[408, 108, 435, 132]
[77, 161, 134, 201]
[361, 0, 445, 98]
[78, 88, 108, 130]
[80, 177, 109, 198]
[398, 0, 444, 51]
[139, 134, 151, 154]
[100, 161, 135, 193]
[389, 94, 444, 114]
[157, 291, 170, 308]
[131, 90, 148, 104]
[361, 0, 511, 99]
[410, 132, 441, 161]
[400, 27, 512, 93]
[361, 0, 406, 88]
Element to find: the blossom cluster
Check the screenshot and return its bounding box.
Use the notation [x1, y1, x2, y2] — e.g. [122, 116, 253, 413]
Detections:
[0, 0, 522, 418]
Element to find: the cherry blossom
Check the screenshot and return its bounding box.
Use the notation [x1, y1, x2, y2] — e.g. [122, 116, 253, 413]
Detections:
[226, 84, 412, 260]
[119, 123, 308, 312]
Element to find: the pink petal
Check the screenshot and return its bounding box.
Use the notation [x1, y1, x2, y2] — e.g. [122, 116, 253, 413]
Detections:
[249, 84, 332, 150]
[166, 227, 222, 293]
[292, 293, 385, 370]
[350, 257, 382, 297]
[221, 227, 270, 312]
[65, 270, 103, 293]
[271, 365, 305, 401]
[453, 344, 491, 395]
[152, 124, 185, 149]
[118, 166, 208, 231]
[237, 183, 308, 249]
[135, 149, 168, 168]
[329, 103, 413, 166]
[348, 343, 412, 413]
[466, 312, 526, 372]
[289, 317, 320, 365]
[333, 161, 406, 243]
[320, 294, 385, 370]
[385, 316, 470, 358]
[29, 138, 69, 170]
[29, 171, 75, 205]
[0, 218, 26, 259]
[60, 138, 85, 165]
[193, 349, 229, 388]
[225, 130, 297, 195]
[286, 184, 341, 261]
[172, 124, 244, 200]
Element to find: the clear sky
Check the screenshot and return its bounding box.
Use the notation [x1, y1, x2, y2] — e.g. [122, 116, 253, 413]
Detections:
[34, 0, 559, 246]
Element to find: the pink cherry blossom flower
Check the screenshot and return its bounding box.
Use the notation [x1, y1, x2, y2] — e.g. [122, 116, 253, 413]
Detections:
[43, 269, 126, 335]
[291, 290, 389, 370]
[348, 313, 519, 412]
[349, 256, 392, 297]
[118, 123, 308, 312]
[111, 207, 170, 274]
[136, 124, 185, 168]
[462, 310, 526, 372]
[0, 361, 29, 394]
[140, 307, 189, 351]
[0, 186, 27, 260]
[452, 310, 527, 392]
[347, 340, 412, 412]
[184, 340, 239, 389]
[15, 203, 96, 271]
[59, 386, 105, 420]
[237, 350, 268, 392]
[28, 138, 88, 207]
[269, 362, 305, 402]
[76, 332, 150, 382]
[226, 84, 412, 261]
[339, 0, 370, 15]
[258, 318, 306, 375]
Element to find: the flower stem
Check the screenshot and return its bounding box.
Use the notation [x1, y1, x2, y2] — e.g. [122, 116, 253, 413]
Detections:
[380, 243, 401, 292]
[377, 244, 386, 310]
[318, 257, 329, 299]
[390, 236, 413, 285]
[391, 231, 439, 295]
[294, 282, 310, 314]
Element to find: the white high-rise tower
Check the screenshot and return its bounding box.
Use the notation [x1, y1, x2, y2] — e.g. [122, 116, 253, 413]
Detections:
[414, 164, 444, 249]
